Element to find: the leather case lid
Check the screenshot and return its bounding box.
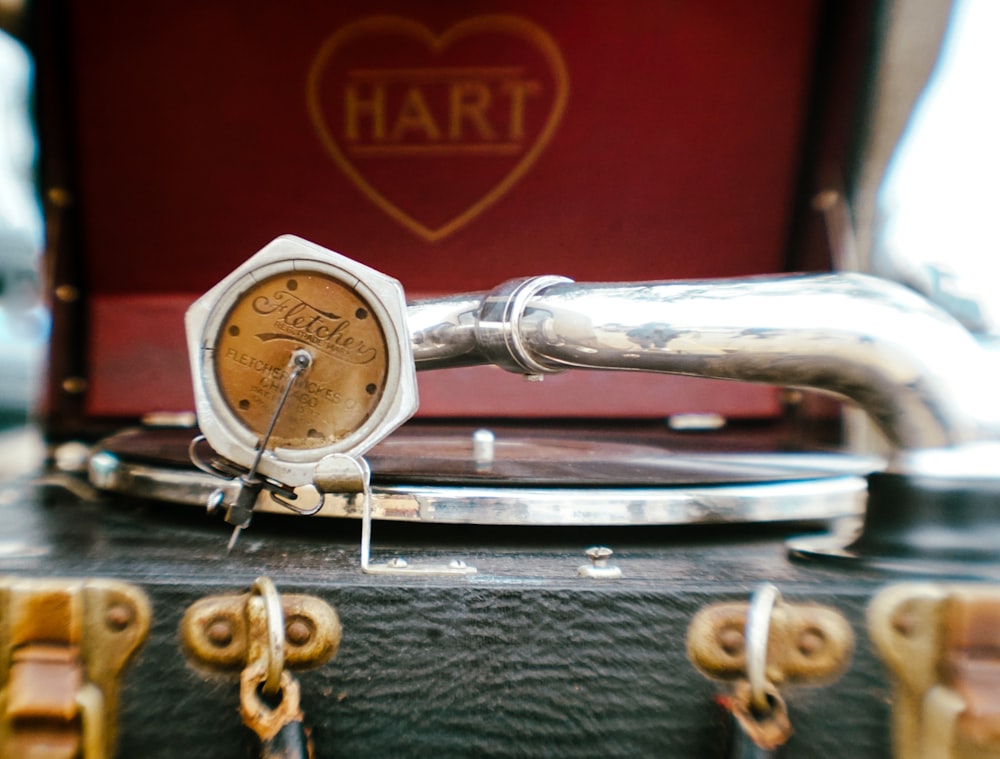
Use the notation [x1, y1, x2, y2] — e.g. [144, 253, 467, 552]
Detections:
[37, 1, 870, 421]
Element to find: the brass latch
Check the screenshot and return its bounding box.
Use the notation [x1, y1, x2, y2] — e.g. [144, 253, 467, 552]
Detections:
[687, 591, 855, 686]
[0, 576, 151, 759]
[870, 583, 1000, 759]
[687, 586, 855, 753]
[181, 579, 341, 757]
[180, 582, 341, 673]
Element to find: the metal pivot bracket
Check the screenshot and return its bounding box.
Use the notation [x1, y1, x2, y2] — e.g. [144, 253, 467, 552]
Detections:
[869, 583, 1000, 759]
[687, 583, 855, 755]
[316, 454, 476, 576]
[0, 576, 151, 759]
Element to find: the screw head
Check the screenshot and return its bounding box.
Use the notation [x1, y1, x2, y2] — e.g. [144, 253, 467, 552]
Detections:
[206, 489, 226, 515]
[585, 546, 614, 566]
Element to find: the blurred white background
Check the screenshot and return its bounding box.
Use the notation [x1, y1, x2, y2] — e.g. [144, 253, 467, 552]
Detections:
[875, 0, 1000, 336]
[0, 24, 46, 430]
[0, 15, 47, 478]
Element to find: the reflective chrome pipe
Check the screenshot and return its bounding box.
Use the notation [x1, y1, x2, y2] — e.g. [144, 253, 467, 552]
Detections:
[408, 272, 1000, 458]
[406, 294, 485, 369]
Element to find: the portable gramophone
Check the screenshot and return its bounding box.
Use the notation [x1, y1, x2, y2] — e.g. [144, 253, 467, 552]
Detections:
[5, 2, 998, 757]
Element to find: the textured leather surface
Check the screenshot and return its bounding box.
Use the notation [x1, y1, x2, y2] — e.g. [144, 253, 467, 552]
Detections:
[0, 480, 897, 757]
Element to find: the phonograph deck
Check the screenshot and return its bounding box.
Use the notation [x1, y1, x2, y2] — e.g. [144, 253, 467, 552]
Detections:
[8, 2, 984, 758]
[3, 417, 897, 758]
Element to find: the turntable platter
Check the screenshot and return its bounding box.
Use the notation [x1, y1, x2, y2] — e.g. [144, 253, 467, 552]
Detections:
[88, 424, 876, 526]
[370, 433, 879, 487]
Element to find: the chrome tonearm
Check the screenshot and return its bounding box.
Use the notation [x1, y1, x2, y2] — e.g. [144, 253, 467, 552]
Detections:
[407, 272, 1000, 465]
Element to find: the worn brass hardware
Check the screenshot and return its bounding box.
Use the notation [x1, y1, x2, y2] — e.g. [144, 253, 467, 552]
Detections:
[184, 578, 333, 759]
[180, 584, 341, 673]
[687, 594, 855, 686]
[0, 576, 151, 759]
[689, 586, 854, 756]
[870, 583, 1000, 759]
[724, 680, 793, 756]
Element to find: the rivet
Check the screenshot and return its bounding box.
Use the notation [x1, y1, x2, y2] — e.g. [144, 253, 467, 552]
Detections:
[798, 627, 826, 657]
[205, 617, 234, 647]
[387, 557, 409, 568]
[891, 608, 918, 638]
[286, 616, 313, 646]
[62, 377, 88, 394]
[718, 626, 744, 656]
[106, 603, 134, 631]
[47, 187, 72, 207]
[54, 284, 79, 303]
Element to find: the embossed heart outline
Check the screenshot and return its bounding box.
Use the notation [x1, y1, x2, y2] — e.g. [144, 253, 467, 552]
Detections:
[307, 15, 569, 242]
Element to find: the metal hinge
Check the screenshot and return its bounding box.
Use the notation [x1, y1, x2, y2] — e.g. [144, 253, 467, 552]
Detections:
[870, 583, 1000, 759]
[0, 576, 151, 759]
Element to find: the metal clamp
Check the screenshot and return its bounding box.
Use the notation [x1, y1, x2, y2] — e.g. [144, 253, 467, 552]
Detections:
[475, 275, 573, 376]
[317, 454, 476, 576]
